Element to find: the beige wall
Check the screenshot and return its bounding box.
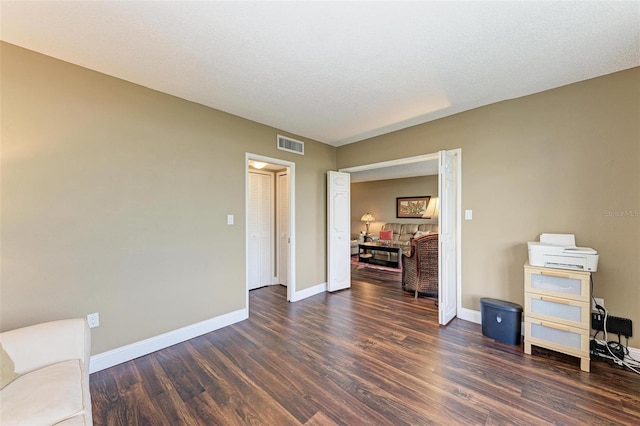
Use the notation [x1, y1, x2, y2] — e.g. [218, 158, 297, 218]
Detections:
[351, 176, 438, 236]
[0, 42, 335, 353]
[338, 68, 640, 347]
[2, 41, 639, 353]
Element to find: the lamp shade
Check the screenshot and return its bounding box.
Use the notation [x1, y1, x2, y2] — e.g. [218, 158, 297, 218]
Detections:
[422, 197, 439, 219]
[361, 213, 375, 222]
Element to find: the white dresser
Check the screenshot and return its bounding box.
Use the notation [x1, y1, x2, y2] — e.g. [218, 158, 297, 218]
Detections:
[523, 262, 591, 372]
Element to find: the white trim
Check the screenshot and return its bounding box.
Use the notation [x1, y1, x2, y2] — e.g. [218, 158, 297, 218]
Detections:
[276, 170, 289, 287]
[338, 153, 439, 174]
[452, 148, 463, 323]
[628, 346, 640, 362]
[468, 308, 640, 366]
[289, 164, 296, 301]
[89, 305, 640, 373]
[245, 153, 296, 304]
[458, 307, 482, 324]
[339, 149, 463, 323]
[89, 308, 247, 373]
[291, 282, 327, 302]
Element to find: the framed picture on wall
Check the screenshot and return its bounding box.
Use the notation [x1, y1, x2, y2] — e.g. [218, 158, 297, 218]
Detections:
[396, 196, 430, 218]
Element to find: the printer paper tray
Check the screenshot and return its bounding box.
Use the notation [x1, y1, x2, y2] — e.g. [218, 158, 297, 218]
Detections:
[543, 255, 587, 271]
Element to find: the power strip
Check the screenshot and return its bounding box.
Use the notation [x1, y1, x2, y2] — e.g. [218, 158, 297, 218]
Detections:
[591, 313, 633, 337]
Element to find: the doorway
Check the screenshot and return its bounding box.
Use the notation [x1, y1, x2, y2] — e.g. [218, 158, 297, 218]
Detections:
[245, 154, 296, 307]
[337, 150, 462, 324]
[248, 168, 274, 290]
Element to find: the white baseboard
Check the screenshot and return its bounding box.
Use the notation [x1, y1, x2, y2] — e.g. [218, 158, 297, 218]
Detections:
[89, 308, 247, 373]
[460, 308, 640, 364]
[90, 303, 639, 374]
[457, 307, 481, 324]
[291, 282, 327, 302]
[91, 281, 327, 373]
[627, 346, 640, 362]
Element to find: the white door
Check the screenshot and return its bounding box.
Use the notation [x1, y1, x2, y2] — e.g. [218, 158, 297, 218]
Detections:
[438, 150, 458, 325]
[277, 171, 289, 287]
[327, 171, 351, 292]
[248, 170, 274, 290]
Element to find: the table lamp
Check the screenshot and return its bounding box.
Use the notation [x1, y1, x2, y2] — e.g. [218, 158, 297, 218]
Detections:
[422, 197, 439, 219]
[360, 213, 375, 234]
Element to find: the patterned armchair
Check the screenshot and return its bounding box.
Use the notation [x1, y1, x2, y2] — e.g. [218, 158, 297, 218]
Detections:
[401, 233, 439, 298]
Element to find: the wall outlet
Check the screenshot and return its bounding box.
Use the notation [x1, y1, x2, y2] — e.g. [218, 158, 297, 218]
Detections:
[592, 298, 604, 311]
[87, 312, 100, 328]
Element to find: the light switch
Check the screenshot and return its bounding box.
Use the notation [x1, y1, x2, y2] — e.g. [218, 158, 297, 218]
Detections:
[465, 210, 473, 220]
[227, 214, 234, 225]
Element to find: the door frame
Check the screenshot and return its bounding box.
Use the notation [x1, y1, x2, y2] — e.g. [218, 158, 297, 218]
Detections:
[338, 150, 462, 321]
[276, 170, 289, 287]
[245, 153, 296, 306]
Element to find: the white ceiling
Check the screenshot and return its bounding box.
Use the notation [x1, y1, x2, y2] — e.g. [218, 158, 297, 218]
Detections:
[1, 1, 638, 147]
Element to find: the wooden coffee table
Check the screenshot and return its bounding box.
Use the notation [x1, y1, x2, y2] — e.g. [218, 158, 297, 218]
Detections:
[358, 242, 403, 269]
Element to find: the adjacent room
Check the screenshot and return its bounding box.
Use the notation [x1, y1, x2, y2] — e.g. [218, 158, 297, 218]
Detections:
[349, 165, 440, 304]
[1, 2, 639, 425]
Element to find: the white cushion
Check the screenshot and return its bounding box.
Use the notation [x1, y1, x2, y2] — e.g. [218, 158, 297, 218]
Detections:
[0, 343, 19, 389]
[55, 414, 90, 425]
[414, 230, 432, 238]
[0, 359, 86, 426]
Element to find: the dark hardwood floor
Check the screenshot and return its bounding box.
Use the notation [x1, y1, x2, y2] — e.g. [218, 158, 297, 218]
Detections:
[91, 266, 640, 425]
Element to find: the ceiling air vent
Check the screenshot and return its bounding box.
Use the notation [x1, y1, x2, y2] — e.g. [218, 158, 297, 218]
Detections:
[277, 135, 304, 155]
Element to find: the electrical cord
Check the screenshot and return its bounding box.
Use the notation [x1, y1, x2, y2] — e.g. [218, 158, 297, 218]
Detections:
[623, 337, 640, 367]
[590, 276, 639, 375]
[591, 304, 640, 375]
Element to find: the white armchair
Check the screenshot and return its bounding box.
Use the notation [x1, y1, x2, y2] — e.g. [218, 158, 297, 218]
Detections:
[350, 233, 365, 255]
[0, 318, 92, 425]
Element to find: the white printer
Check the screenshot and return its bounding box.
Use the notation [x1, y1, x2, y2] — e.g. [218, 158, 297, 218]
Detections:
[527, 233, 599, 272]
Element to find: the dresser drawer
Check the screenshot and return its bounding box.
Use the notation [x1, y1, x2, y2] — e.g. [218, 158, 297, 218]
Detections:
[525, 266, 590, 301]
[525, 294, 590, 329]
[525, 317, 590, 357]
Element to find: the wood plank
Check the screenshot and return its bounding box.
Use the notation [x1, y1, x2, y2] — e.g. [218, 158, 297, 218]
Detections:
[90, 269, 640, 425]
